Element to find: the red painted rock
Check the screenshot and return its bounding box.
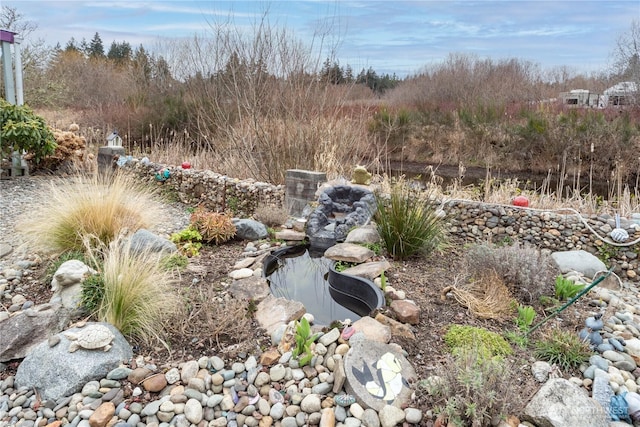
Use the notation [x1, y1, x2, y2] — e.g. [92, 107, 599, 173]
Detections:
[181, 161, 191, 169]
[512, 195, 529, 207]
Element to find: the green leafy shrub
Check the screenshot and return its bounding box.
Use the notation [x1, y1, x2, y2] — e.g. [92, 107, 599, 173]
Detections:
[463, 242, 559, 303]
[516, 305, 536, 332]
[190, 208, 237, 244]
[374, 182, 446, 260]
[554, 276, 584, 300]
[0, 99, 56, 164]
[444, 325, 512, 360]
[534, 329, 592, 371]
[18, 172, 162, 254]
[422, 347, 523, 427]
[170, 226, 203, 257]
[292, 317, 319, 367]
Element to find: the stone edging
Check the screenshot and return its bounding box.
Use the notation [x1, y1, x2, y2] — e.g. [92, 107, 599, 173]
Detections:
[120, 162, 640, 281]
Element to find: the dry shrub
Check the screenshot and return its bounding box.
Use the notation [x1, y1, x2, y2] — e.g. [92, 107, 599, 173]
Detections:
[450, 270, 515, 320]
[36, 125, 95, 173]
[463, 242, 559, 304]
[169, 285, 254, 350]
[421, 347, 524, 427]
[253, 205, 289, 227]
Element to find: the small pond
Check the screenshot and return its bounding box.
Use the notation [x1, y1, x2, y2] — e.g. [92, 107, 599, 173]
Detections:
[264, 245, 384, 326]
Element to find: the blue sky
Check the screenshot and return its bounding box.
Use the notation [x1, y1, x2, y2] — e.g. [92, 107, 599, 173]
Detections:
[4, 1, 640, 77]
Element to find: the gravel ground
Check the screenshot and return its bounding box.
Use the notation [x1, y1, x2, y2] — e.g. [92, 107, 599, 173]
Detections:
[0, 175, 191, 267]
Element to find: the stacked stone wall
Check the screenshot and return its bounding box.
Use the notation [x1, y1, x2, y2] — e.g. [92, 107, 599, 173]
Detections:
[122, 162, 639, 281]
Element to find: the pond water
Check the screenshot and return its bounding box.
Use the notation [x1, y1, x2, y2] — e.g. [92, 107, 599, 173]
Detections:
[264, 245, 370, 326]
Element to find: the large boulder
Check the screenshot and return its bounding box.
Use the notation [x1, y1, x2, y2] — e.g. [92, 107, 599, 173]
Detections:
[0, 303, 71, 362]
[522, 378, 608, 427]
[15, 322, 132, 401]
[344, 336, 416, 411]
[128, 229, 177, 255]
[233, 219, 269, 240]
[551, 250, 607, 279]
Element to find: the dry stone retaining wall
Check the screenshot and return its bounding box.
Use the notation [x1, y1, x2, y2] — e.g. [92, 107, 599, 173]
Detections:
[122, 161, 639, 281]
[122, 160, 285, 218]
[442, 199, 640, 281]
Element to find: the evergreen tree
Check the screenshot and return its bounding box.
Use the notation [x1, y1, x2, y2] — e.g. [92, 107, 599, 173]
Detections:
[88, 32, 104, 58]
[107, 40, 132, 64]
[64, 37, 80, 52]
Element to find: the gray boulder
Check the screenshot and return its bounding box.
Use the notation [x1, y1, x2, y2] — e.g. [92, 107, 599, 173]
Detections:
[233, 219, 269, 240]
[0, 303, 71, 362]
[522, 378, 607, 427]
[551, 250, 607, 279]
[128, 229, 177, 255]
[15, 322, 132, 401]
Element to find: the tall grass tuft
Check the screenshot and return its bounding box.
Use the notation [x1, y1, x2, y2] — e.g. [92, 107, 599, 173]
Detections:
[374, 180, 447, 260]
[97, 239, 180, 346]
[18, 172, 162, 254]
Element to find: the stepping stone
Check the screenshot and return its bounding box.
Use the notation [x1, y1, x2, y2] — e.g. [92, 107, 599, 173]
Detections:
[343, 338, 416, 411]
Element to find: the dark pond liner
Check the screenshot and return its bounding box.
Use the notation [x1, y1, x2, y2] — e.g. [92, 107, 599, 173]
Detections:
[263, 244, 384, 325]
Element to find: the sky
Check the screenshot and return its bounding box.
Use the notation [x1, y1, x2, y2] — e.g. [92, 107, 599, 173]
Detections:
[3, 0, 640, 77]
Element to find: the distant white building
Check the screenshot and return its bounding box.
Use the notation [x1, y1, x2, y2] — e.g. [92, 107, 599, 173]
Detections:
[560, 89, 600, 107]
[560, 82, 638, 108]
[600, 81, 638, 107]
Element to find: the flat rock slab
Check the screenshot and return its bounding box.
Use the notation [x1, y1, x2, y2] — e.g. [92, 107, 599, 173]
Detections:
[255, 295, 305, 336]
[344, 337, 416, 411]
[0, 243, 12, 259]
[229, 276, 270, 302]
[15, 322, 132, 401]
[275, 230, 306, 241]
[324, 243, 374, 263]
[342, 261, 391, 280]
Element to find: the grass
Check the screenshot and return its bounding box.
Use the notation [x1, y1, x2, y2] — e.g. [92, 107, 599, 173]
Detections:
[18, 172, 163, 255]
[96, 238, 180, 347]
[374, 179, 447, 260]
[533, 328, 592, 372]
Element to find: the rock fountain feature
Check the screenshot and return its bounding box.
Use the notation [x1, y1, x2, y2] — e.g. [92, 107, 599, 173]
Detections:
[305, 185, 377, 251]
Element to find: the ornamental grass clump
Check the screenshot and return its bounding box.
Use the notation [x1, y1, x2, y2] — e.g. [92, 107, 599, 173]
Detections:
[18, 172, 162, 255]
[97, 239, 180, 346]
[533, 328, 592, 372]
[374, 181, 446, 260]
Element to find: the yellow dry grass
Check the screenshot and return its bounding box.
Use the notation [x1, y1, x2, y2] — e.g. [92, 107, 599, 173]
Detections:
[449, 270, 516, 320]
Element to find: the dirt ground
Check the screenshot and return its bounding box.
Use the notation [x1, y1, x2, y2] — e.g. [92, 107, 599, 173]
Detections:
[3, 234, 598, 423]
